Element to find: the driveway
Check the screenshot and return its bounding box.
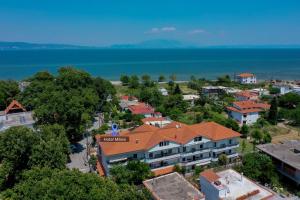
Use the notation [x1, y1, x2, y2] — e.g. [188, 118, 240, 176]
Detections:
[66, 136, 92, 173]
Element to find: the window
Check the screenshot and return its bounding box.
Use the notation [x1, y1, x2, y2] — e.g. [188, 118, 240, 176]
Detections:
[159, 141, 169, 147]
[214, 142, 217, 147]
[149, 153, 153, 158]
[229, 139, 232, 145]
[200, 144, 203, 149]
[133, 154, 137, 158]
[194, 136, 202, 142]
[183, 147, 186, 152]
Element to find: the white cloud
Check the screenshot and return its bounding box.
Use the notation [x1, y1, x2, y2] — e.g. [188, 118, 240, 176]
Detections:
[189, 29, 206, 35]
[146, 26, 176, 34]
[161, 27, 176, 32]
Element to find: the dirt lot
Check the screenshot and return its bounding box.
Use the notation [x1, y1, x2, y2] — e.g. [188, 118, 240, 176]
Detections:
[272, 123, 300, 144]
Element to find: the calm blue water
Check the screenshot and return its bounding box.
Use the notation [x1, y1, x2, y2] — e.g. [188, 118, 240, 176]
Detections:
[0, 49, 300, 80]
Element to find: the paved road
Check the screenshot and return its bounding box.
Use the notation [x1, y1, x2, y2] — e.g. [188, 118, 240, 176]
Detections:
[66, 136, 92, 173]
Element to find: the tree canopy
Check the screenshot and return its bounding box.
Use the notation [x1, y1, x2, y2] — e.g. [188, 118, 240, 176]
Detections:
[0, 125, 69, 190]
[20, 67, 116, 141]
[1, 168, 151, 200]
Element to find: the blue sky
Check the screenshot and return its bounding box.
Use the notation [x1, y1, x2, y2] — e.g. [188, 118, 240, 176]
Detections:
[1, 0, 300, 46]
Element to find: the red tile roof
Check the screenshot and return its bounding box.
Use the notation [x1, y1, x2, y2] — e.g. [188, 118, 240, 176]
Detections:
[200, 169, 220, 182]
[142, 117, 166, 123]
[152, 166, 174, 177]
[128, 102, 155, 115]
[120, 95, 137, 101]
[4, 100, 26, 114]
[97, 121, 240, 156]
[235, 91, 258, 98]
[96, 160, 105, 176]
[227, 100, 270, 114]
[237, 73, 255, 78]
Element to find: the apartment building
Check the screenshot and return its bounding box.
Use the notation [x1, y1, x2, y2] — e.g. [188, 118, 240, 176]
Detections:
[96, 121, 240, 176]
[227, 101, 270, 125]
[236, 73, 257, 84]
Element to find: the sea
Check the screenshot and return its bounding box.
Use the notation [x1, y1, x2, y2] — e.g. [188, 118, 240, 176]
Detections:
[0, 48, 300, 81]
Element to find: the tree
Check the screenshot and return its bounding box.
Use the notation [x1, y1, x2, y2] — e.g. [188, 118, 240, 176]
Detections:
[241, 139, 247, 154]
[88, 155, 97, 170]
[0, 125, 70, 190]
[268, 97, 278, 125]
[217, 75, 231, 86]
[20, 67, 116, 141]
[279, 93, 300, 109]
[29, 125, 69, 169]
[262, 131, 272, 143]
[240, 152, 279, 186]
[141, 74, 152, 87]
[240, 124, 249, 138]
[1, 168, 150, 200]
[128, 75, 140, 89]
[110, 160, 153, 185]
[169, 74, 176, 82]
[218, 154, 228, 166]
[269, 87, 280, 95]
[194, 166, 203, 176]
[0, 80, 20, 110]
[225, 118, 240, 132]
[173, 84, 182, 95]
[120, 75, 130, 86]
[251, 129, 263, 145]
[0, 127, 37, 189]
[158, 75, 165, 82]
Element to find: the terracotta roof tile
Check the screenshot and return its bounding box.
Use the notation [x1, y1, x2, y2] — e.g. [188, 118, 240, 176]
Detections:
[142, 117, 166, 123]
[200, 169, 220, 182]
[4, 100, 26, 114]
[128, 102, 155, 115]
[152, 166, 174, 177]
[98, 121, 240, 156]
[96, 160, 105, 176]
[237, 73, 255, 78]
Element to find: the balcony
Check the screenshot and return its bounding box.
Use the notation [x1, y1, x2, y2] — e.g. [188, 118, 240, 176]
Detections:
[212, 143, 239, 153]
[181, 157, 211, 166]
[182, 148, 211, 157]
[145, 153, 180, 163]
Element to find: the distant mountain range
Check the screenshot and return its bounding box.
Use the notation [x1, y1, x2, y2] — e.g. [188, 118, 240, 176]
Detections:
[0, 42, 93, 50]
[1, 40, 300, 50]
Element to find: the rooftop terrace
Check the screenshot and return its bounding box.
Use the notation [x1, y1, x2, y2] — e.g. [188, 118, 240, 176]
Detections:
[257, 140, 300, 171]
[143, 172, 204, 200]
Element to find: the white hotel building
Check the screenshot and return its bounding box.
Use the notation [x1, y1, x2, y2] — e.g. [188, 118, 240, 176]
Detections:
[96, 121, 240, 176]
[236, 73, 257, 84]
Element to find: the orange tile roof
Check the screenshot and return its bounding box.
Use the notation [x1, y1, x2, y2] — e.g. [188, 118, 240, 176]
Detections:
[4, 100, 26, 114]
[227, 101, 270, 114]
[237, 73, 255, 78]
[142, 117, 166, 123]
[120, 95, 137, 101]
[96, 160, 105, 176]
[200, 169, 220, 182]
[152, 166, 175, 177]
[97, 121, 240, 156]
[128, 102, 155, 115]
[235, 91, 258, 98]
[227, 106, 262, 114]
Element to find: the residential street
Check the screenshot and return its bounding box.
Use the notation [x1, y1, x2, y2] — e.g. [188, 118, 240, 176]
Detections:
[66, 136, 92, 173]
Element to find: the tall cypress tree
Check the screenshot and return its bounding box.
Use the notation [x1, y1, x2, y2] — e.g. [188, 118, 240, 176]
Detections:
[268, 97, 278, 125]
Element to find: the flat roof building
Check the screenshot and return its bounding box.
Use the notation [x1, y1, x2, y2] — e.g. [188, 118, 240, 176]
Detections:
[143, 172, 204, 200]
[200, 169, 275, 200]
[257, 140, 300, 185]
